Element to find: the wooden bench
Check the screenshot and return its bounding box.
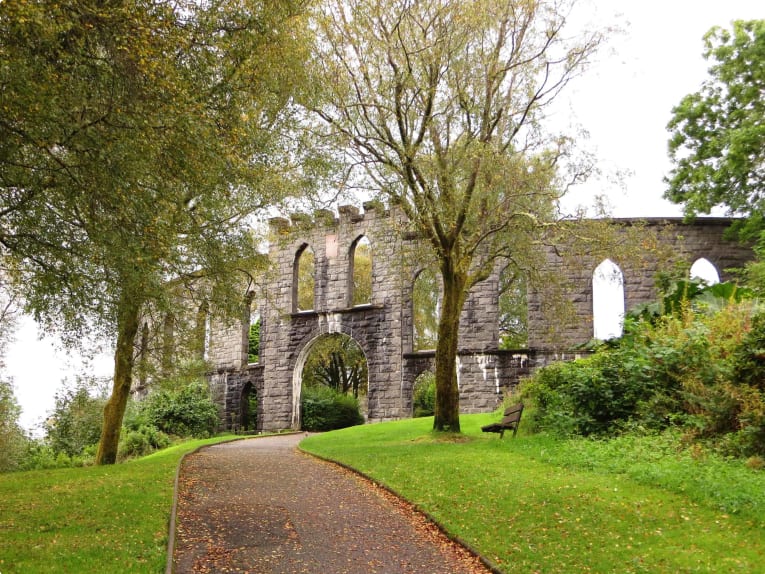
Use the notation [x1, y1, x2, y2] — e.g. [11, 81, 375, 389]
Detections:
[481, 403, 523, 438]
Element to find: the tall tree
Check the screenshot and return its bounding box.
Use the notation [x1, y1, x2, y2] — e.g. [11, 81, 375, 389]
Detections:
[0, 0, 312, 463]
[308, 0, 602, 431]
[665, 20, 765, 241]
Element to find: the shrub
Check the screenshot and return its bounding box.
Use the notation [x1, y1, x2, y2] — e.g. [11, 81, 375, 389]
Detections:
[45, 378, 107, 457]
[522, 300, 765, 456]
[301, 385, 364, 431]
[521, 347, 661, 436]
[0, 379, 28, 472]
[140, 381, 219, 438]
[412, 372, 436, 417]
[118, 425, 171, 459]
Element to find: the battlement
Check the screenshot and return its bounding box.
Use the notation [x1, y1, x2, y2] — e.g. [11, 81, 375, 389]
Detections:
[268, 202, 389, 233]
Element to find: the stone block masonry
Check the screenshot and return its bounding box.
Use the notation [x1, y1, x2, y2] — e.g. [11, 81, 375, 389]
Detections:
[205, 210, 753, 432]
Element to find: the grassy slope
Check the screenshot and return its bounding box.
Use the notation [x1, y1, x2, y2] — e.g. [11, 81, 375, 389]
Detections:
[0, 436, 237, 574]
[301, 414, 765, 574]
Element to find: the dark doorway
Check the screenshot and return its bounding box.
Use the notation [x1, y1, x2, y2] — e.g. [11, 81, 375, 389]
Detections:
[239, 382, 258, 432]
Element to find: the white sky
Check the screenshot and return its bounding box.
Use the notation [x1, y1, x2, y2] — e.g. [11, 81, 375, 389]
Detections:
[557, 0, 763, 217]
[4, 0, 763, 433]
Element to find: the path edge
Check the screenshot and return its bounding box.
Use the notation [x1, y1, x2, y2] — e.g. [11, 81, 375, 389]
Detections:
[299, 443, 505, 574]
[164, 432, 302, 574]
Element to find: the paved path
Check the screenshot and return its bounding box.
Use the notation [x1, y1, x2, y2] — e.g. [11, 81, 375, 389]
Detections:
[171, 434, 491, 574]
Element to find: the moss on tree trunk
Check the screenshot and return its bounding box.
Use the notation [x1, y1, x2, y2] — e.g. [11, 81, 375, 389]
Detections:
[96, 293, 141, 465]
[433, 267, 465, 433]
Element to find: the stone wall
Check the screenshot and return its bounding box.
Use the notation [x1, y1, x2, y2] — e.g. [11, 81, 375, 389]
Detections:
[527, 218, 754, 349]
[204, 212, 753, 432]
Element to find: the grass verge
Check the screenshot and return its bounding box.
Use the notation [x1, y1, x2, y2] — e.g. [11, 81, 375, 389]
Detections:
[0, 435, 238, 574]
[301, 414, 765, 574]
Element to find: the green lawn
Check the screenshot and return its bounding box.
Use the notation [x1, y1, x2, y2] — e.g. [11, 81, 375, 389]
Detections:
[0, 436, 238, 574]
[301, 414, 765, 574]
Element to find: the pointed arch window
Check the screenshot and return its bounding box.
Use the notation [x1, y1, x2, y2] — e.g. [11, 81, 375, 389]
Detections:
[413, 267, 441, 351]
[690, 258, 720, 286]
[293, 244, 315, 312]
[592, 259, 625, 340]
[498, 266, 528, 349]
[350, 235, 372, 306]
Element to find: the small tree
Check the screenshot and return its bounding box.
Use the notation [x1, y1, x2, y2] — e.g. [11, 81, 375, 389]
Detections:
[46, 378, 109, 458]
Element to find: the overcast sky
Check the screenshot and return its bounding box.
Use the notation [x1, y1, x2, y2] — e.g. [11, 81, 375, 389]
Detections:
[5, 0, 763, 433]
[557, 0, 763, 217]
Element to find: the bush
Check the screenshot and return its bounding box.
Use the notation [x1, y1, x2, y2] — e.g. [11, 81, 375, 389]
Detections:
[17, 440, 93, 470]
[412, 372, 436, 417]
[0, 379, 28, 472]
[140, 381, 219, 438]
[522, 301, 765, 457]
[301, 385, 364, 431]
[521, 348, 661, 436]
[45, 378, 107, 457]
[118, 425, 171, 459]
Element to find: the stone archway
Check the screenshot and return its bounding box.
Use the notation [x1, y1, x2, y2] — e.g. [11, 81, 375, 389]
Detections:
[291, 329, 369, 429]
[239, 381, 258, 432]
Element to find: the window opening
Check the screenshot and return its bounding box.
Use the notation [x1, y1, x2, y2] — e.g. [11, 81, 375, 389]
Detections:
[592, 259, 625, 340]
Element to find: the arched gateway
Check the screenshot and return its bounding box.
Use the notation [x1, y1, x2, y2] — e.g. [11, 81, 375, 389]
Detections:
[202, 204, 753, 433]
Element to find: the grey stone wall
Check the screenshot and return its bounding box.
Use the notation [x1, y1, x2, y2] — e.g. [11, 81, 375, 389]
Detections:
[204, 212, 753, 432]
[527, 218, 754, 349]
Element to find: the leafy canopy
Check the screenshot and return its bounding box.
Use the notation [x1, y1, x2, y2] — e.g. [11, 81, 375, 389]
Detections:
[665, 19, 765, 240]
[307, 0, 603, 431]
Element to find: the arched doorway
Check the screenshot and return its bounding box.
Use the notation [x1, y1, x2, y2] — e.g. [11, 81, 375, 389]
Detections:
[291, 332, 368, 430]
[239, 381, 258, 433]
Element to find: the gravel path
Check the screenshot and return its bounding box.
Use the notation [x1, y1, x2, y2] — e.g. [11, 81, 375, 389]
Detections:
[171, 433, 492, 574]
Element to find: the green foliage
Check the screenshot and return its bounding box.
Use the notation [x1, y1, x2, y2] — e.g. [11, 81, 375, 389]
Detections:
[0, 379, 28, 472]
[628, 278, 754, 322]
[413, 268, 440, 351]
[521, 350, 665, 437]
[665, 20, 765, 243]
[412, 372, 436, 418]
[498, 268, 528, 349]
[302, 334, 368, 397]
[118, 425, 171, 460]
[16, 441, 96, 471]
[523, 291, 765, 456]
[139, 381, 219, 438]
[248, 318, 261, 364]
[45, 379, 107, 458]
[0, 0, 316, 463]
[300, 385, 364, 432]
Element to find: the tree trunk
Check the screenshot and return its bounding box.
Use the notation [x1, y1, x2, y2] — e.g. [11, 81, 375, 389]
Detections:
[433, 265, 466, 433]
[96, 292, 141, 465]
